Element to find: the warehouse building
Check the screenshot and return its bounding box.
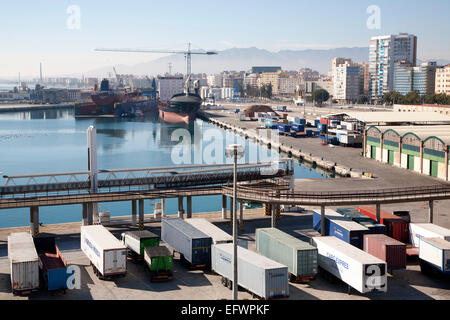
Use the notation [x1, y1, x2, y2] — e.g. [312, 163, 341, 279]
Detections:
[364, 125, 450, 181]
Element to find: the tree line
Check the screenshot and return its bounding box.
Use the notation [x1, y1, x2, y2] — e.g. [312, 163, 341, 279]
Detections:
[381, 91, 450, 105]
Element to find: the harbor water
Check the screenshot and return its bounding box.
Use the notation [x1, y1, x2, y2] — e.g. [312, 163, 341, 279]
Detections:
[0, 108, 329, 228]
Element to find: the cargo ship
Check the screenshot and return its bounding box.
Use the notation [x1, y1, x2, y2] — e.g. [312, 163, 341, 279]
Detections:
[158, 78, 202, 124]
[75, 79, 157, 118]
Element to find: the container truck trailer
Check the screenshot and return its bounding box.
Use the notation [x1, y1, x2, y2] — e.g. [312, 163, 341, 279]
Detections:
[8, 232, 40, 296]
[409, 223, 450, 248]
[186, 218, 232, 245]
[81, 225, 127, 280]
[312, 208, 370, 249]
[121, 230, 159, 261]
[418, 237, 450, 276]
[161, 218, 212, 269]
[256, 228, 317, 283]
[33, 237, 69, 291]
[212, 243, 289, 299]
[363, 234, 406, 270]
[144, 246, 174, 282]
[312, 236, 387, 294]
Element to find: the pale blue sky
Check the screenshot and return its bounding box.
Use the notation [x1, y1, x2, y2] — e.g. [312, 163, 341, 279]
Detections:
[1, 0, 449, 77]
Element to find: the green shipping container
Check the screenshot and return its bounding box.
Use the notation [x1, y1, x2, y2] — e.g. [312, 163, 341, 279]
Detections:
[122, 230, 160, 256]
[144, 246, 174, 272]
[256, 228, 318, 282]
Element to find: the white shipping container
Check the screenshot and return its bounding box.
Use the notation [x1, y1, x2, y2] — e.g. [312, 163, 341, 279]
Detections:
[186, 218, 232, 244]
[212, 244, 289, 299]
[312, 236, 387, 293]
[81, 225, 127, 277]
[419, 237, 450, 273]
[8, 233, 40, 294]
[409, 223, 450, 247]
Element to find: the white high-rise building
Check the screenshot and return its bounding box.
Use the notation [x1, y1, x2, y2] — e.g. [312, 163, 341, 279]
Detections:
[333, 62, 361, 102]
[157, 76, 184, 102]
[369, 33, 417, 101]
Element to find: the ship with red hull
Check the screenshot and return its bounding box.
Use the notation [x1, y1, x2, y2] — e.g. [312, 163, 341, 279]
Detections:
[75, 79, 157, 118]
[158, 92, 202, 124]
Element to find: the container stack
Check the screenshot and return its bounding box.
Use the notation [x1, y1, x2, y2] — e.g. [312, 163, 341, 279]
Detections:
[358, 206, 410, 243]
[312, 208, 370, 249]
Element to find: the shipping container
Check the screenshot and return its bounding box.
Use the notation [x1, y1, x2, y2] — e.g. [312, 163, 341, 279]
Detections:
[318, 123, 327, 132]
[409, 223, 450, 248]
[81, 225, 127, 279]
[161, 218, 212, 268]
[363, 234, 406, 270]
[312, 208, 370, 249]
[314, 119, 320, 128]
[278, 123, 290, 133]
[212, 243, 289, 299]
[336, 208, 386, 235]
[296, 118, 306, 125]
[33, 237, 69, 291]
[186, 218, 232, 244]
[358, 206, 410, 243]
[122, 230, 159, 259]
[256, 228, 317, 283]
[312, 236, 387, 294]
[320, 117, 328, 125]
[8, 233, 40, 295]
[418, 237, 450, 275]
[144, 246, 174, 281]
[291, 124, 305, 133]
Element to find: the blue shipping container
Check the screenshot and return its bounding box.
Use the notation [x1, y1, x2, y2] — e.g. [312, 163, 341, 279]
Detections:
[33, 237, 69, 291]
[296, 118, 306, 125]
[336, 208, 387, 235]
[314, 120, 320, 128]
[162, 218, 212, 267]
[312, 209, 370, 249]
[278, 123, 291, 133]
[306, 130, 313, 137]
[291, 124, 305, 132]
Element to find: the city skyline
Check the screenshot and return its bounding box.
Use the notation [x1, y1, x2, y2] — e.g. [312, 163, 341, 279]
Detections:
[1, 0, 450, 77]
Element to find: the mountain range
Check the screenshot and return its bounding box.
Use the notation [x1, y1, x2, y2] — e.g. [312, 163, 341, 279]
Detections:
[84, 47, 450, 77]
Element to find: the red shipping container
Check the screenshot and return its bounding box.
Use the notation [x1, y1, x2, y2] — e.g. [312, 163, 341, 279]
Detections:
[282, 113, 288, 119]
[320, 117, 328, 125]
[364, 234, 406, 270]
[358, 206, 410, 243]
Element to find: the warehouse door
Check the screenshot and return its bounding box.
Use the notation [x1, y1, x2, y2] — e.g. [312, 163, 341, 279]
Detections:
[388, 150, 394, 165]
[430, 161, 439, 177]
[371, 146, 376, 159]
[407, 155, 415, 171]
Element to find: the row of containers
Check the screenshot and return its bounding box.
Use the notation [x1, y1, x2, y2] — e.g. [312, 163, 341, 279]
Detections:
[8, 210, 450, 298]
[312, 207, 450, 276]
[7, 227, 174, 296]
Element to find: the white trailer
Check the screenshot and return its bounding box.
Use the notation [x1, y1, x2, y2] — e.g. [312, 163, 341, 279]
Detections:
[212, 243, 289, 299]
[186, 218, 232, 244]
[81, 225, 127, 279]
[418, 237, 450, 275]
[409, 223, 450, 248]
[312, 236, 387, 294]
[8, 232, 40, 295]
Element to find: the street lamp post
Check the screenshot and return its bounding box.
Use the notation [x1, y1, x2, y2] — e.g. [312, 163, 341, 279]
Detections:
[225, 144, 245, 301]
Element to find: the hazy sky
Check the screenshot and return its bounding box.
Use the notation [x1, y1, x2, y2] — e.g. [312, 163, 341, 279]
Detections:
[1, 0, 449, 78]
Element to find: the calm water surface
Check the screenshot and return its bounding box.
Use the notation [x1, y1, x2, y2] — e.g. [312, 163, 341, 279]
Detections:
[0, 108, 329, 228]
